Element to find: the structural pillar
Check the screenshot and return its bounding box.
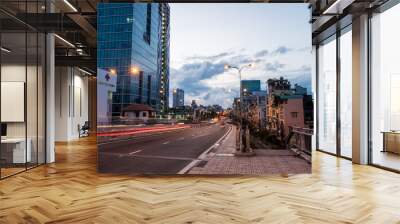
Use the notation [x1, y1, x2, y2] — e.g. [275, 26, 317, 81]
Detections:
[352, 14, 369, 164]
[46, 32, 55, 163]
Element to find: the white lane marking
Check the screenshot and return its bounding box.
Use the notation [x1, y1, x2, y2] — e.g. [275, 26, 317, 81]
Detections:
[192, 133, 208, 139]
[128, 150, 142, 156]
[163, 141, 170, 145]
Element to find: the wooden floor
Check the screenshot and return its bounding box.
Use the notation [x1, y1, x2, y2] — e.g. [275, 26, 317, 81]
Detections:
[1, 137, 400, 223]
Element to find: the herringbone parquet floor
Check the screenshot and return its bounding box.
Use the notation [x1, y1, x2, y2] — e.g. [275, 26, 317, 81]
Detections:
[1, 136, 400, 223]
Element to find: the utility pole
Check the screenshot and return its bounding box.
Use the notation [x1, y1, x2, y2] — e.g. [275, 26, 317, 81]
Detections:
[224, 64, 255, 156]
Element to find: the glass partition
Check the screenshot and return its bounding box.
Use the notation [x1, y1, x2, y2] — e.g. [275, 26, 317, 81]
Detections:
[0, 2, 46, 179]
[1, 31, 28, 177]
[370, 3, 400, 171]
[317, 36, 337, 154]
[339, 28, 352, 158]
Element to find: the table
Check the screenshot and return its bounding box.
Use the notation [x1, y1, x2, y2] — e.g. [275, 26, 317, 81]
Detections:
[1, 138, 31, 164]
[382, 131, 400, 154]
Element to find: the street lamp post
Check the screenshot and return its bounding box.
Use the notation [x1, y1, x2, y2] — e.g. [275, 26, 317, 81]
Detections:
[225, 63, 255, 156]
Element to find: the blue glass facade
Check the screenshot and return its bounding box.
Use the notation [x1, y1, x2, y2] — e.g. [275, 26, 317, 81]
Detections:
[98, 3, 169, 117]
[173, 88, 184, 108]
[241, 80, 261, 95]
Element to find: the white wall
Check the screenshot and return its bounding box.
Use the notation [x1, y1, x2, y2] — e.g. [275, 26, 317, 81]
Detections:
[97, 69, 117, 125]
[1, 63, 46, 164]
[55, 67, 89, 141]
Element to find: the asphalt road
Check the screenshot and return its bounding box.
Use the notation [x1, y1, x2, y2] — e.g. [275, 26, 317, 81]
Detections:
[98, 122, 229, 174]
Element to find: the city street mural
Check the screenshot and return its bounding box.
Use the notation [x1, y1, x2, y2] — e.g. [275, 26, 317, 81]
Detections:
[97, 3, 313, 175]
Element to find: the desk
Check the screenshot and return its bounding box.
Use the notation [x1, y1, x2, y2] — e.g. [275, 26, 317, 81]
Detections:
[382, 131, 400, 154]
[1, 138, 31, 164]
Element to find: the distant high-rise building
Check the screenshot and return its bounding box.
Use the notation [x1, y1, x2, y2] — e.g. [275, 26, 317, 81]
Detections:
[191, 100, 198, 109]
[97, 3, 170, 117]
[173, 88, 184, 108]
[241, 80, 261, 96]
[158, 3, 170, 115]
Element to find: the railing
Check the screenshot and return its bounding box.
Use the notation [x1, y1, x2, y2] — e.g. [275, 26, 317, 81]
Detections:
[286, 126, 313, 163]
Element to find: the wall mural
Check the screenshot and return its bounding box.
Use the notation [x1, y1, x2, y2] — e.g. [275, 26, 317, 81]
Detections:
[97, 3, 313, 175]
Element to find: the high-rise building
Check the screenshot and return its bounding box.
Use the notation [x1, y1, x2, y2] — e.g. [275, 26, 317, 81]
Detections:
[97, 3, 170, 117]
[241, 80, 261, 96]
[158, 4, 170, 115]
[191, 100, 198, 109]
[173, 88, 184, 108]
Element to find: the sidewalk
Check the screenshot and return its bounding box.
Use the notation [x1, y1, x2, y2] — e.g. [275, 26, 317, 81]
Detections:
[188, 125, 311, 175]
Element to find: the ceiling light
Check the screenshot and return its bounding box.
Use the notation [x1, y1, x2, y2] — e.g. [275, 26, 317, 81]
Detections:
[322, 0, 354, 15]
[54, 34, 75, 48]
[63, 0, 78, 12]
[1, 47, 11, 53]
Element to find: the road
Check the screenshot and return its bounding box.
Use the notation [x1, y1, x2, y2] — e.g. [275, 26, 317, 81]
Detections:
[98, 122, 229, 174]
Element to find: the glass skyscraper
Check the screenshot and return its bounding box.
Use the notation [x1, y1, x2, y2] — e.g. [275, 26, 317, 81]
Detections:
[172, 88, 184, 108]
[97, 3, 170, 118]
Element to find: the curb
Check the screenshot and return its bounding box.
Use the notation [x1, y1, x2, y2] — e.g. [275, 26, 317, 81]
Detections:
[178, 125, 233, 174]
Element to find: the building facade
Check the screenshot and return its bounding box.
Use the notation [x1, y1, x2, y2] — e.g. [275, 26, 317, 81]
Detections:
[266, 78, 312, 140]
[158, 4, 170, 115]
[242, 91, 267, 130]
[97, 3, 169, 118]
[172, 88, 184, 108]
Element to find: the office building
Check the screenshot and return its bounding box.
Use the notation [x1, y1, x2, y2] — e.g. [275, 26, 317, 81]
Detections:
[191, 100, 198, 109]
[158, 3, 170, 115]
[97, 3, 170, 119]
[172, 88, 184, 108]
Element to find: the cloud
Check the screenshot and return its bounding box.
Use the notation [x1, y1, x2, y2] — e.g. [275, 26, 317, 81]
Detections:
[254, 50, 269, 57]
[223, 54, 253, 65]
[254, 46, 293, 58]
[271, 46, 292, 55]
[170, 61, 225, 98]
[185, 87, 238, 108]
[186, 51, 234, 61]
[170, 46, 311, 107]
[265, 61, 285, 72]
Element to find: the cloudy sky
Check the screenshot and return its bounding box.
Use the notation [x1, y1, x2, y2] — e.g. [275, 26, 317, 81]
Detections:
[169, 3, 312, 108]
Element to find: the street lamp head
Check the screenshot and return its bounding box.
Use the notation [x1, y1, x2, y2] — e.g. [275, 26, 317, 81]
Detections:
[248, 63, 254, 68]
[109, 68, 117, 75]
[224, 64, 231, 70]
[130, 66, 140, 75]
